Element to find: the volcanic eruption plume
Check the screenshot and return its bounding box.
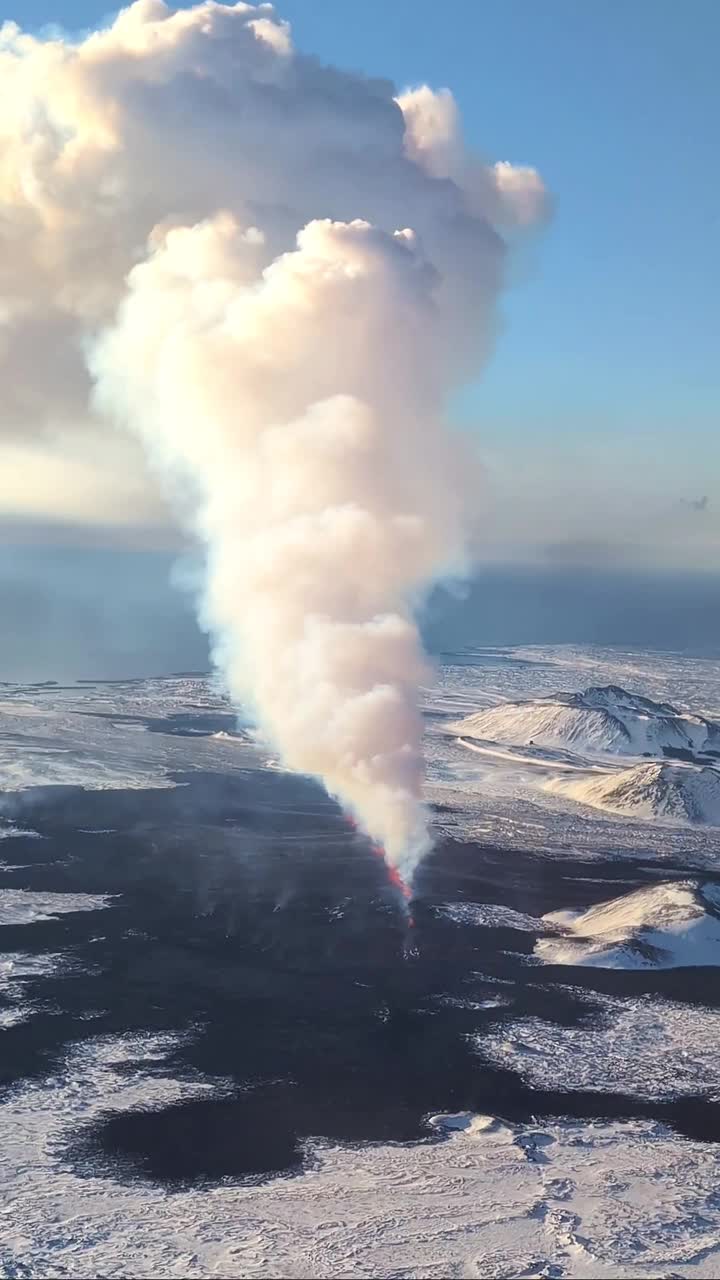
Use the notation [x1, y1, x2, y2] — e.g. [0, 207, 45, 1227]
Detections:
[0, 1, 547, 883]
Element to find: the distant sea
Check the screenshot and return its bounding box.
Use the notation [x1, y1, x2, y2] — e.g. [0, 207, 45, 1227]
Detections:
[1, 540, 719, 681]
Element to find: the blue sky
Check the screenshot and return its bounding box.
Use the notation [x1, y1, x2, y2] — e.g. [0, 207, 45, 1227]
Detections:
[270, 1, 720, 515]
[11, 0, 720, 566]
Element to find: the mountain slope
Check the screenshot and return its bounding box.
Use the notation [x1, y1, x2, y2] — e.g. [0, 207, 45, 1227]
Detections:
[548, 761, 720, 824]
[536, 880, 720, 969]
[451, 684, 720, 758]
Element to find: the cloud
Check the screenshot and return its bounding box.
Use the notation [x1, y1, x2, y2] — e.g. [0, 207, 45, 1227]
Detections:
[398, 85, 549, 228]
[0, 433, 170, 533]
[0, 2, 546, 529]
[0, 0, 547, 872]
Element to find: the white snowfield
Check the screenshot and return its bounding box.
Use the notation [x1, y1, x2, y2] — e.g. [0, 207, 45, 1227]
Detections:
[536, 880, 720, 968]
[2, 1033, 720, 1280]
[547, 761, 720, 825]
[479, 989, 720, 1100]
[451, 683, 720, 758]
[0, 889, 112, 927]
[0, 890, 112, 1027]
[0, 675, 258, 796]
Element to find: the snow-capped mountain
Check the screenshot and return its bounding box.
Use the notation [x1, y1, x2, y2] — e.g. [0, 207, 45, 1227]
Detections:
[548, 761, 720, 824]
[535, 880, 720, 969]
[451, 684, 720, 758]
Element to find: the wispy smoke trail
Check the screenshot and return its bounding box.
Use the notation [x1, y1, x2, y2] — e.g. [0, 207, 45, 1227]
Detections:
[0, 2, 546, 880]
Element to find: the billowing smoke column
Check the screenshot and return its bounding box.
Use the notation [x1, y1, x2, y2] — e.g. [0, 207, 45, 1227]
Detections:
[0, 1, 546, 883]
[93, 216, 452, 877]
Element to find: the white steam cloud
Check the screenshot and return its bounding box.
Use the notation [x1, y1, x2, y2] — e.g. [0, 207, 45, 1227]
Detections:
[0, 1, 546, 880]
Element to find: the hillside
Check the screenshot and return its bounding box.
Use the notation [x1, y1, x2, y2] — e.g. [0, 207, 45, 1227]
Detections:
[451, 685, 720, 758]
[536, 880, 720, 969]
[547, 761, 720, 824]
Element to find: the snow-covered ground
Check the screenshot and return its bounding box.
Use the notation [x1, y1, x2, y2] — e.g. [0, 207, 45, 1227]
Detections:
[548, 761, 720, 825]
[3, 648, 720, 848]
[1, 1032, 720, 1279]
[425, 647, 720, 863]
[2, 646, 720, 1277]
[0, 889, 112, 926]
[535, 880, 720, 969]
[450, 683, 720, 757]
[478, 989, 720, 1101]
[435, 901, 543, 931]
[0, 674, 258, 796]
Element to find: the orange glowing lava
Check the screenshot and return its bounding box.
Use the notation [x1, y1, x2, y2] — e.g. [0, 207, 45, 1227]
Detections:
[365, 842, 414, 909]
[386, 864, 412, 900]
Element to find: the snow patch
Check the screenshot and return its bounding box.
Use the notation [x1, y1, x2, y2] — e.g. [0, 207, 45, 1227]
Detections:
[478, 990, 720, 1098]
[434, 994, 511, 1010]
[0, 824, 43, 840]
[0, 751, 176, 791]
[435, 902, 543, 931]
[0, 1005, 33, 1029]
[0, 952, 63, 998]
[0, 890, 113, 926]
[427, 1111, 510, 1138]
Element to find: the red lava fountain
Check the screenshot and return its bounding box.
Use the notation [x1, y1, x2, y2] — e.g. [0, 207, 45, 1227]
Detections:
[372, 844, 415, 925]
[345, 818, 415, 924]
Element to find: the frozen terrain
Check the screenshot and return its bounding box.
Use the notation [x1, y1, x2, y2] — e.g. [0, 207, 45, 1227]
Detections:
[2, 1034, 720, 1279]
[478, 989, 720, 1100]
[535, 880, 720, 968]
[0, 888, 112, 926]
[426, 652, 720, 866]
[1, 645, 720, 1277]
[451, 684, 720, 757]
[548, 760, 720, 824]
